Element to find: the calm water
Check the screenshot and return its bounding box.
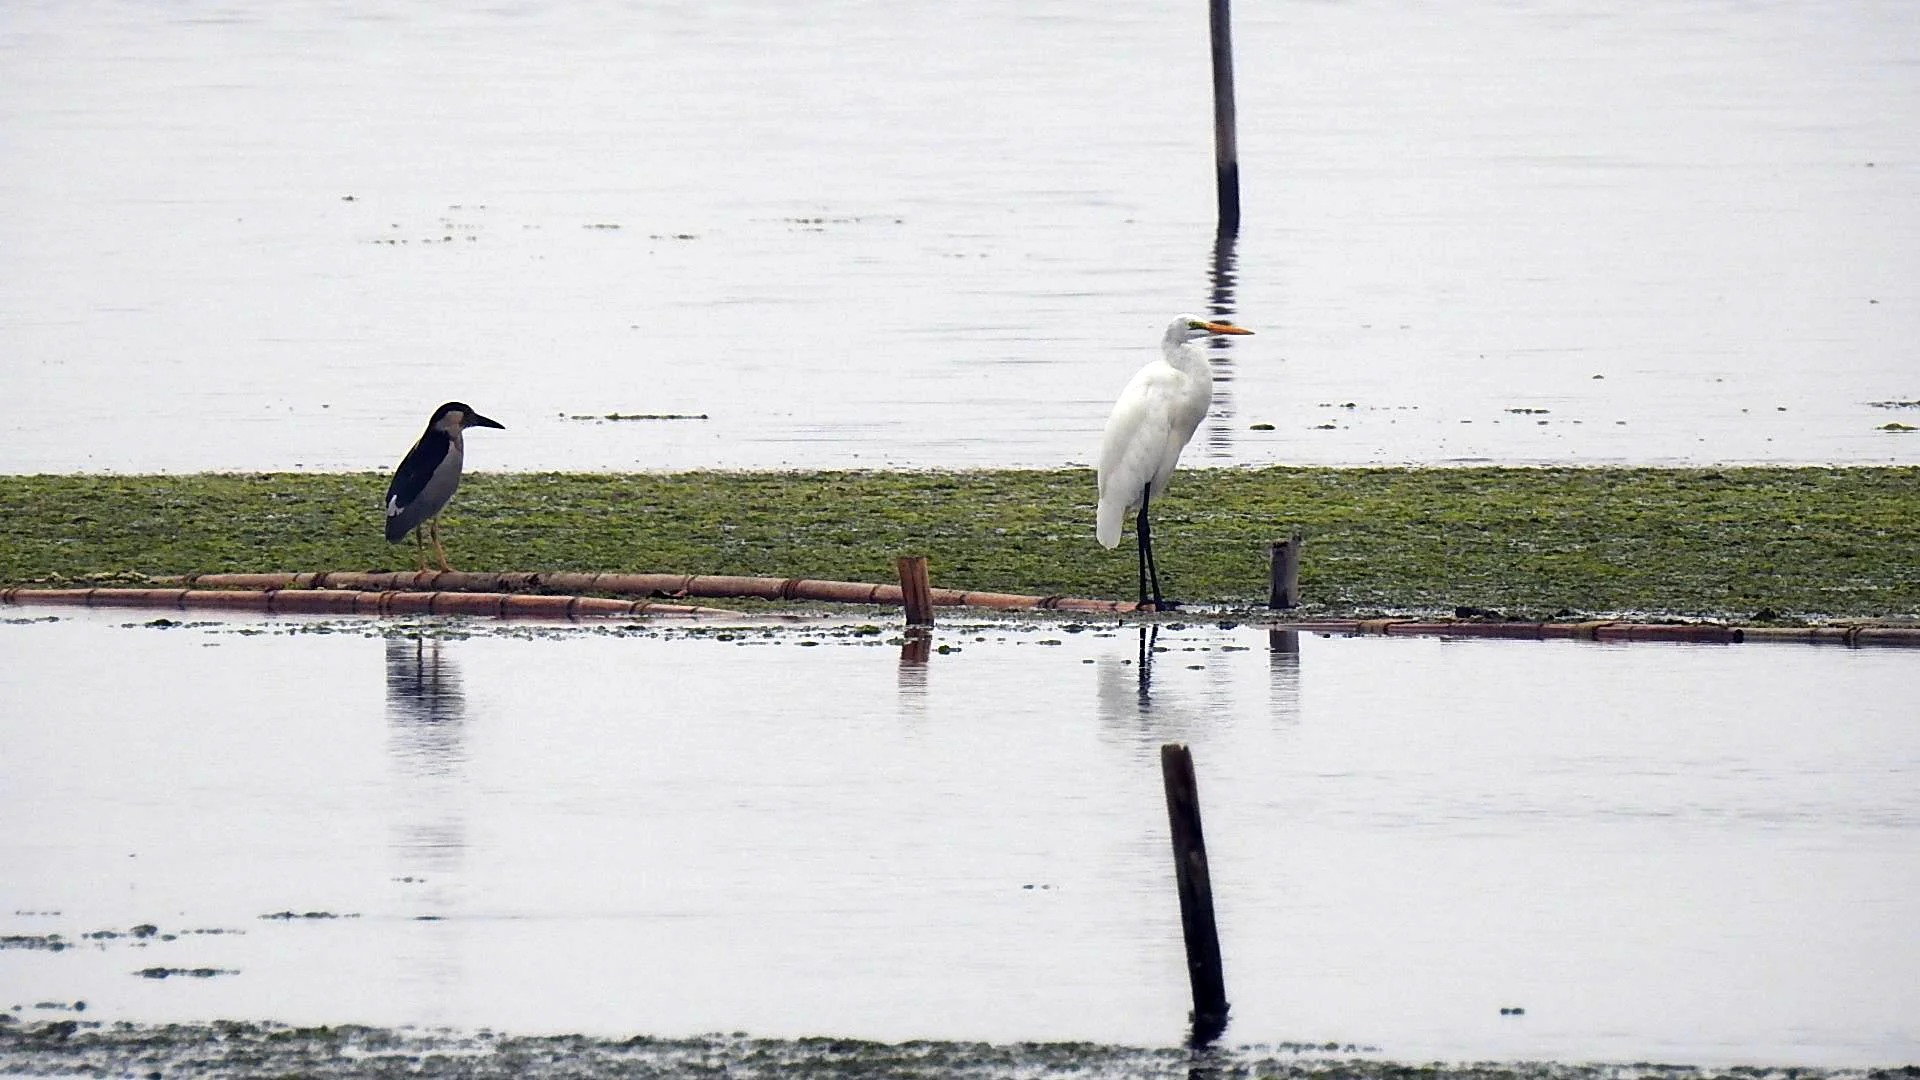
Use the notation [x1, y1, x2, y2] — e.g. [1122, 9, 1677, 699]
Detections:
[3, 1, 1918, 473]
[2, 610, 1916, 1066]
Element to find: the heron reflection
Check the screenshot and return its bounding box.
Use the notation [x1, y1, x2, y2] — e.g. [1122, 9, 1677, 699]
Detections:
[384, 634, 470, 868]
[382, 632, 470, 1022]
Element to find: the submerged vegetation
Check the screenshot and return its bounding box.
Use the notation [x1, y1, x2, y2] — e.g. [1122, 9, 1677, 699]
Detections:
[2, 466, 1917, 620]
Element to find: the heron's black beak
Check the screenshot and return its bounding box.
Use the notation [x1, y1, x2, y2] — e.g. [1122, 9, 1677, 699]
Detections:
[466, 412, 506, 430]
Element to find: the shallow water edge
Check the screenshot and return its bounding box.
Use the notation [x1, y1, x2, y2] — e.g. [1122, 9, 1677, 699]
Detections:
[1, 1020, 1910, 1080]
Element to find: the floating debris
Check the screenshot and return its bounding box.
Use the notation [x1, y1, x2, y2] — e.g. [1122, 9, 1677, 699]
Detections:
[563, 412, 710, 422]
[0, 935, 67, 952]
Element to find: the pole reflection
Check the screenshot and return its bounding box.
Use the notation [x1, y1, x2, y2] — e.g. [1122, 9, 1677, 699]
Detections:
[1203, 227, 1242, 459]
[1268, 628, 1302, 724]
[897, 627, 931, 715]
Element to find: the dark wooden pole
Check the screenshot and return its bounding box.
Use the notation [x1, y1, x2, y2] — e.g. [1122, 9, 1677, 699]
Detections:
[1209, 0, 1242, 233]
[1268, 532, 1302, 609]
[1161, 743, 1229, 1043]
[896, 555, 934, 627]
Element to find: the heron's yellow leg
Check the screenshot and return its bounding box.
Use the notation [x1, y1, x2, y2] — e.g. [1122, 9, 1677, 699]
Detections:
[429, 520, 455, 572]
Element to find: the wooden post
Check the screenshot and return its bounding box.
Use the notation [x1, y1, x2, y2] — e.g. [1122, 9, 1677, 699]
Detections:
[1268, 532, 1302, 609]
[1161, 743, 1229, 1044]
[1209, 0, 1242, 233]
[896, 555, 934, 627]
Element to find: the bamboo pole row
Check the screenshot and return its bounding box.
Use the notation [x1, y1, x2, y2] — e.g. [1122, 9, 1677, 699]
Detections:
[6, 584, 1917, 644]
[0, 586, 721, 619]
[1285, 618, 1920, 646]
[149, 571, 1142, 614]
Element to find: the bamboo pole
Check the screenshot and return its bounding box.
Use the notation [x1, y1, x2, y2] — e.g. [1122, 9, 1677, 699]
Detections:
[150, 572, 1143, 614]
[11, 586, 1918, 646]
[1281, 618, 1748, 643]
[0, 587, 721, 619]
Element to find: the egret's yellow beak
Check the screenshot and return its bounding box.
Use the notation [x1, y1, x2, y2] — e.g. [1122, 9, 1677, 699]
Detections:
[1198, 320, 1253, 335]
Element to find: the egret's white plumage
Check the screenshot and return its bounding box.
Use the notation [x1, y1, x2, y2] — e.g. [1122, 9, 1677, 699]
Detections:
[1095, 314, 1253, 607]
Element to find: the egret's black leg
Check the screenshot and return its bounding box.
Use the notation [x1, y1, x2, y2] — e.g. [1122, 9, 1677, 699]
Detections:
[1134, 488, 1151, 608]
[1139, 484, 1174, 610]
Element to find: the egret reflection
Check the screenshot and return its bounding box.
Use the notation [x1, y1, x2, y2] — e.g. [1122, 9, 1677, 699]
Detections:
[1095, 625, 1208, 749]
[1095, 624, 1303, 750]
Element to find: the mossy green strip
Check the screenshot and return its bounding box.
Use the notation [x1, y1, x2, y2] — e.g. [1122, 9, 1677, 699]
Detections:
[2, 467, 1917, 620]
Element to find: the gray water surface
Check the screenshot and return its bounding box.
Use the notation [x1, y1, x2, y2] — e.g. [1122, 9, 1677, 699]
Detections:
[2, 611, 1915, 1066]
[3, 1, 1918, 473]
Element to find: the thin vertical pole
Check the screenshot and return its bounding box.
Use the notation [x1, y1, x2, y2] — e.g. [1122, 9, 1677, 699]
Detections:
[1161, 743, 1229, 1043]
[1209, 0, 1242, 233]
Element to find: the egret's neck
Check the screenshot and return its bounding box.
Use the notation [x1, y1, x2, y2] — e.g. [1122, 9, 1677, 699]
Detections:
[1162, 338, 1212, 381]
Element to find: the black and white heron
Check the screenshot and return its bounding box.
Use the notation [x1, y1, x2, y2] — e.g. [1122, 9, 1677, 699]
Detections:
[385, 401, 505, 572]
[1095, 314, 1253, 610]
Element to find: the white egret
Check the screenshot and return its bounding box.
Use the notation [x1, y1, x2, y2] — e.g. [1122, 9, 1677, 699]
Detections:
[1095, 314, 1253, 609]
[385, 401, 506, 571]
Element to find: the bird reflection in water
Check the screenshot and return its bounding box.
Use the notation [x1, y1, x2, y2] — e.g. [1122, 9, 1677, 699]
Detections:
[1095, 624, 1204, 748]
[1096, 624, 1304, 749]
[382, 632, 471, 1022]
[384, 634, 470, 874]
[1136, 623, 1160, 705]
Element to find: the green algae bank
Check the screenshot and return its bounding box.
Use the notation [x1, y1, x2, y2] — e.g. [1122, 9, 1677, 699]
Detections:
[3, 467, 1918, 620]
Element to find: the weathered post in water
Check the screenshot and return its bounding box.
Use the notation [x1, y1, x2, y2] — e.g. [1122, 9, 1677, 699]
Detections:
[896, 555, 934, 627]
[1161, 743, 1229, 1043]
[1268, 532, 1302, 609]
[1209, 0, 1242, 232]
